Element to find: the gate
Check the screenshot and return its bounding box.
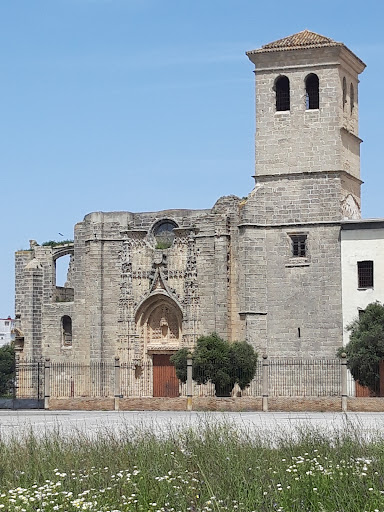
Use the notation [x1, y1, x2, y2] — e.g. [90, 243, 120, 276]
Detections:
[0, 357, 44, 409]
[152, 354, 179, 397]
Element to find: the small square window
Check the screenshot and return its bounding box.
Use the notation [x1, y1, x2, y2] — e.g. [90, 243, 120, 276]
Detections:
[357, 261, 373, 288]
[290, 234, 307, 257]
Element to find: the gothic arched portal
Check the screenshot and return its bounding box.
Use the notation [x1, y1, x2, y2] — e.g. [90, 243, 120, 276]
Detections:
[135, 292, 182, 397]
[135, 292, 182, 352]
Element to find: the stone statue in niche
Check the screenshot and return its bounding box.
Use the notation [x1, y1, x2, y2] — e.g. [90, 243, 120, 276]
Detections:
[148, 305, 179, 345]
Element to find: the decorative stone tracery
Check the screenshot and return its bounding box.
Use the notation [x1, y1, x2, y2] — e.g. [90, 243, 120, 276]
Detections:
[118, 225, 200, 359]
[135, 293, 182, 353]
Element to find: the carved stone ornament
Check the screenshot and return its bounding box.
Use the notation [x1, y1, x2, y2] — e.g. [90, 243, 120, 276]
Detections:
[341, 194, 361, 220]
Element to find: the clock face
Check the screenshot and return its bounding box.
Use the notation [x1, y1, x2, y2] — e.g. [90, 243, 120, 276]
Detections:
[341, 194, 361, 220]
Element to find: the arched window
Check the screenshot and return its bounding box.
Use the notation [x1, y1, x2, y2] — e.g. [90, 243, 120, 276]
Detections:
[153, 220, 178, 249]
[305, 73, 319, 109]
[350, 83, 355, 114]
[61, 315, 72, 347]
[275, 76, 290, 111]
[53, 249, 74, 302]
[342, 77, 347, 111]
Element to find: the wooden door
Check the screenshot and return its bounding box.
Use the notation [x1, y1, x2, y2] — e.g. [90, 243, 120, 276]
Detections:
[153, 354, 179, 397]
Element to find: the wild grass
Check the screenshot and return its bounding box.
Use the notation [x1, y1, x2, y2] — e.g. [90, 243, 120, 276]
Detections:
[0, 420, 384, 511]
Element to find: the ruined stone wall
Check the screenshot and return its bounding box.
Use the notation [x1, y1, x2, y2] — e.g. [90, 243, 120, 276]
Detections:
[63, 200, 241, 364]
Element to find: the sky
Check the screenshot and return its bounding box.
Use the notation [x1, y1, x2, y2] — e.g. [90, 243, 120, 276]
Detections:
[0, 0, 383, 316]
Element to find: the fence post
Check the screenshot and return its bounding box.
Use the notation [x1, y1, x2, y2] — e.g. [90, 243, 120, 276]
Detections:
[44, 358, 51, 410]
[114, 357, 121, 411]
[13, 352, 20, 401]
[341, 352, 348, 412]
[186, 354, 193, 411]
[262, 354, 269, 412]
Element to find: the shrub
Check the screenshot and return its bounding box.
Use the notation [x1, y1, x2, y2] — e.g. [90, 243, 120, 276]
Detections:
[0, 344, 15, 396]
[171, 333, 258, 396]
[41, 240, 74, 247]
[337, 301, 384, 393]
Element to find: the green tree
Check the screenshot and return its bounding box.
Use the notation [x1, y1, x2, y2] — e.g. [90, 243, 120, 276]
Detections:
[170, 333, 258, 396]
[0, 344, 15, 397]
[170, 347, 189, 383]
[338, 301, 384, 393]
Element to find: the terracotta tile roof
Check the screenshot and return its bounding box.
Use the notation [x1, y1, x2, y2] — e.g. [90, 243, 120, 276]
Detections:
[245, 30, 366, 74]
[246, 30, 343, 56]
[262, 30, 336, 49]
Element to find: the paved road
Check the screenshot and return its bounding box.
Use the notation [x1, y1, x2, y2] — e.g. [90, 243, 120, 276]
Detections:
[0, 410, 384, 441]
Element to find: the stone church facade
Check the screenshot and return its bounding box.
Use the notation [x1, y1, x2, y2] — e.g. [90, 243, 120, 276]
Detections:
[14, 31, 366, 384]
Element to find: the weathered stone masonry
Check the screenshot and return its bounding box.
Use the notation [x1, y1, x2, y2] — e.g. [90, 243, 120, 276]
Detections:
[15, 31, 367, 394]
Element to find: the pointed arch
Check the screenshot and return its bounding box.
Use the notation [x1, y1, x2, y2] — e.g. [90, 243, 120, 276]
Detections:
[135, 292, 183, 352]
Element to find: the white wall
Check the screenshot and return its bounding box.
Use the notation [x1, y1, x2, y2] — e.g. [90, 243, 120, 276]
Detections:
[0, 318, 14, 348]
[341, 225, 384, 345]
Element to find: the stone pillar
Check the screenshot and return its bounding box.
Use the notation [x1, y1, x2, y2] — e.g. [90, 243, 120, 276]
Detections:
[341, 352, 347, 412]
[213, 233, 230, 340]
[262, 354, 269, 412]
[186, 355, 193, 411]
[238, 227, 268, 352]
[44, 358, 51, 410]
[114, 357, 121, 411]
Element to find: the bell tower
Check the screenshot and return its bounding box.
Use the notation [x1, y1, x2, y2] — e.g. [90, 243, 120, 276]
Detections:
[246, 30, 366, 221]
[237, 31, 366, 357]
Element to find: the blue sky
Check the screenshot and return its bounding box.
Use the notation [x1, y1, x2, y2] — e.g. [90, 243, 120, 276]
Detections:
[1, 0, 383, 315]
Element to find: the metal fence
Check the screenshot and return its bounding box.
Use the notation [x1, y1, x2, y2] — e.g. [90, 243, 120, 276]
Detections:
[15, 359, 44, 400]
[191, 360, 263, 397]
[0, 358, 44, 408]
[121, 362, 153, 397]
[50, 362, 114, 398]
[10, 357, 383, 400]
[268, 359, 341, 397]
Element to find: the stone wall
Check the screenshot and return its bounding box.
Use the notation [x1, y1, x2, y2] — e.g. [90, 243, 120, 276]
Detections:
[47, 397, 384, 412]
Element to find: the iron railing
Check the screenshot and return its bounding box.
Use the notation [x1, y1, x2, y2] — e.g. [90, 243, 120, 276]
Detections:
[15, 359, 44, 399]
[10, 357, 382, 399]
[50, 362, 114, 397]
[268, 359, 341, 397]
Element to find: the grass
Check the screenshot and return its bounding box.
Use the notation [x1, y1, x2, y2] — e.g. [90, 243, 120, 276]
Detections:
[0, 421, 384, 511]
[155, 241, 172, 250]
[41, 240, 74, 247]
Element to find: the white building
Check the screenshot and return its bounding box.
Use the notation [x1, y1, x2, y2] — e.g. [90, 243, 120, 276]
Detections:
[341, 220, 384, 345]
[0, 317, 15, 348]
